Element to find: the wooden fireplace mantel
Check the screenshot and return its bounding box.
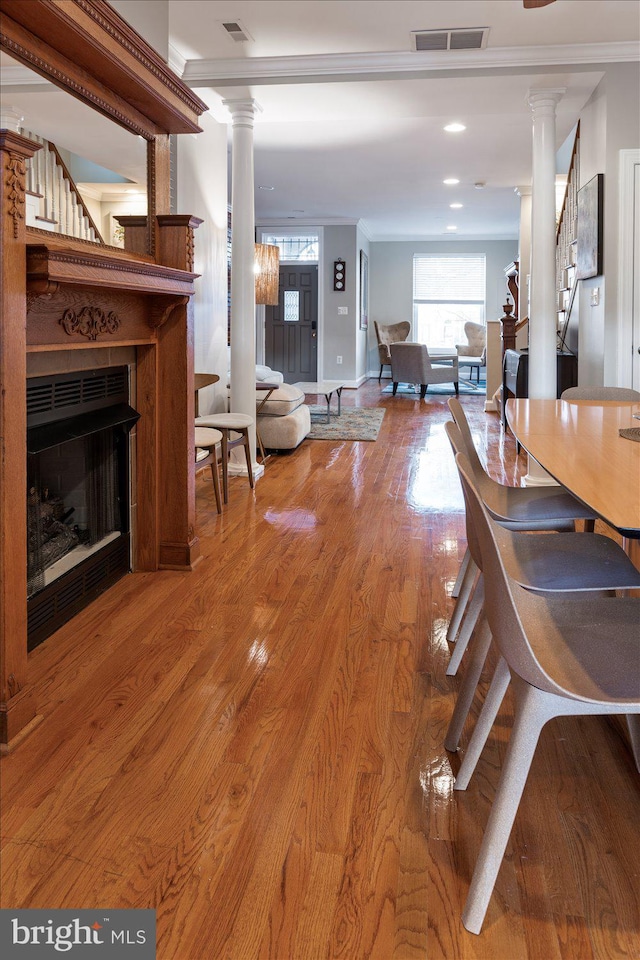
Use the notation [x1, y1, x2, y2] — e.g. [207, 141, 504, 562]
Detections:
[0, 1, 208, 750]
[26, 240, 198, 297]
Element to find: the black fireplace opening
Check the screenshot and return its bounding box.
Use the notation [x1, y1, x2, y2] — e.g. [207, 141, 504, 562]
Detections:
[26, 367, 139, 651]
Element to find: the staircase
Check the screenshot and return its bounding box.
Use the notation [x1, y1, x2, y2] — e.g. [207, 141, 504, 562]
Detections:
[555, 124, 580, 348]
[21, 130, 104, 243]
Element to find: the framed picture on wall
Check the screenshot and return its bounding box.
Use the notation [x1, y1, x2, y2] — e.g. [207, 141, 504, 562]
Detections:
[576, 174, 603, 280]
[359, 250, 368, 330]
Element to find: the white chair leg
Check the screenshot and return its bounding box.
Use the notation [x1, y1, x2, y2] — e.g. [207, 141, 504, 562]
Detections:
[451, 547, 470, 598]
[461, 679, 555, 935]
[446, 577, 484, 676]
[446, 562, 478, 644]
[454, 656, 511, 790]
[625, 715, 640, 774]
[445, 618, 492, 753]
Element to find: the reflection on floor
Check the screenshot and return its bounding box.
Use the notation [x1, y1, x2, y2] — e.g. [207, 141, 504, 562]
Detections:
[3, 380, 638, 960]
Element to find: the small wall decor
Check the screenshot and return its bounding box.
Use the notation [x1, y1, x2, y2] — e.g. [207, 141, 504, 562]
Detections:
[333, 259, 346, 291]
[576, 173, 603, 280]
[359, 250, 369, 330]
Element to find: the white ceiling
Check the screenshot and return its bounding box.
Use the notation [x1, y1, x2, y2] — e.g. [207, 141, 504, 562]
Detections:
[3, 0, 639, 239]
[170, 0, 640, 239]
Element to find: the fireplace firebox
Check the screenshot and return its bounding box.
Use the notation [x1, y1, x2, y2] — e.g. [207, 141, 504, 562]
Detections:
[26, 367, 139, 650]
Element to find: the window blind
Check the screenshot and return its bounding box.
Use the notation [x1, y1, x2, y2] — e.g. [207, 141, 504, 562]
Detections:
[413, 256, 485, 302]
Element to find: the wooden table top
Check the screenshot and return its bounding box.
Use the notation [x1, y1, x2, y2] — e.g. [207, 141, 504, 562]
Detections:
[506, 398, 640, 536]
[194, 373, 220, 391]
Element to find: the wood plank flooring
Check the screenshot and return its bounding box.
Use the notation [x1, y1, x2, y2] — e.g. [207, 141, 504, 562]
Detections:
[2, 381, 639, 959]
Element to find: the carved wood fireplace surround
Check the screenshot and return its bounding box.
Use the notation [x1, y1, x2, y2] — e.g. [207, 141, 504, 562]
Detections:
[0, 0, 209, 749]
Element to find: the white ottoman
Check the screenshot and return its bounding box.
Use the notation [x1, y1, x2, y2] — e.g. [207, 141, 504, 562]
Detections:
[256, 383, 311, 451]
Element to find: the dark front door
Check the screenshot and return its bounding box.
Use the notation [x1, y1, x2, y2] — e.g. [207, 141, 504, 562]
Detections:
[265, 264, 318, 383]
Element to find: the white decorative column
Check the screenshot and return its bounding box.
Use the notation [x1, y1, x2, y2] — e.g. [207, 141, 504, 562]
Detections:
[223, 98, 263, 477]
[524, 89, 565, 485]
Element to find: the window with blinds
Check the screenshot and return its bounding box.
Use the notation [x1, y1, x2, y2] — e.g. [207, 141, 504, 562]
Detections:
[412, 255, 486, 348]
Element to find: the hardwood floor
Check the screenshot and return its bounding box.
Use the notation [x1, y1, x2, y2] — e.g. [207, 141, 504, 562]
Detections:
[2, 381, 639, 959]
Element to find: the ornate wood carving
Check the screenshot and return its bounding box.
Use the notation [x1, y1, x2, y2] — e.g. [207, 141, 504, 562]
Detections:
[59, 305, 121, 340]
[5, 152, 26, 238]
[148, 296, 189, 330]
[26, 279, 58, 312]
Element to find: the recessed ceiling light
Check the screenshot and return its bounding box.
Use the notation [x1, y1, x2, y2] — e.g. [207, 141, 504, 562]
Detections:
[258, 185, 274, 191]
[446, 225, 458, 231]
[450, 202, 463, 209]
[443, 178, 460, 185]
[444, 122, 466, 133]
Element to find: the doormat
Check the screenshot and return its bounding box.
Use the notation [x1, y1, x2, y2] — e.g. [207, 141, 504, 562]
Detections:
[381, 380, 486, 397]
[307, 407, 385, 441]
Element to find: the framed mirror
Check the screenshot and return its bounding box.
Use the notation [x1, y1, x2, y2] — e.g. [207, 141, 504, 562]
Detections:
[1, 52, 147, 248]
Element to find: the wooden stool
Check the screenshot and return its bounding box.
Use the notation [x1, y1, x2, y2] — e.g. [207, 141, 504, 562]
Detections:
[194, 426, 223, 514]
[196, 413, 254, 504]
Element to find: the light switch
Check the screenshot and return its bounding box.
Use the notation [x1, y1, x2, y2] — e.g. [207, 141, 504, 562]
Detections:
[590, 287, 600, 306]
[338, 307, 348, 315]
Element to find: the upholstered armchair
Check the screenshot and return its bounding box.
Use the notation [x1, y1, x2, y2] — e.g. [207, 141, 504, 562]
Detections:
[390, 342, 459, 399]
[373, 320, 411, 380]
[455, 321, 486, 383]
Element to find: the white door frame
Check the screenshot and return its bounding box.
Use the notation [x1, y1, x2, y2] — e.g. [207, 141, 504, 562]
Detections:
[617, 149, 640, 388]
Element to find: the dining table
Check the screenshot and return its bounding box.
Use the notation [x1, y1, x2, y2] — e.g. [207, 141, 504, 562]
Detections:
[506, 397, 640, 567]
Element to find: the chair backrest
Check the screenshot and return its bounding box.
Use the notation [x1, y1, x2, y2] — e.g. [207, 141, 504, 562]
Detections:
[374, 321, 411, 362]
[463, 321, 486, 354]
[445, 421, 483, 570]
[389, 342, 429, 381]
[447, 397, 486, 482]
[454, 452, 578, 698]
[561, 386, 640, 402]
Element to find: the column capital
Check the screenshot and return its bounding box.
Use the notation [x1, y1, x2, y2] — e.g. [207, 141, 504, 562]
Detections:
[527, 88, 566, 112]
[222, 98, 262, 127]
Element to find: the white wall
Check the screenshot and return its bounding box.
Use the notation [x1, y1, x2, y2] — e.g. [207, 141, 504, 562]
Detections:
[323, 224, 358, 381]
[574, 62, 640, 385]
[177, 114, 229, 415]
[368, 239, 518, 378]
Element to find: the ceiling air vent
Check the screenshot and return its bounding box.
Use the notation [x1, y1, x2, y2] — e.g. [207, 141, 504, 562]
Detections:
[411, 28, 488, 52]
[221, 21, 253, 43]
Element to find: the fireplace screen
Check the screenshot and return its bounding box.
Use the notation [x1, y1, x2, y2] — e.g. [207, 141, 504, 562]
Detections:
[26, 367, 139, 649]
[27, 429, 120, 597]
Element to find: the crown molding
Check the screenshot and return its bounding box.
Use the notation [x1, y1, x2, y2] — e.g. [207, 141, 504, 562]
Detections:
[168, 43, 187, 80]
[182, 41, 638, 87]
[256, 217, 359, 228]
[371, 232, 519, 243]
[0, 63, 55, 88]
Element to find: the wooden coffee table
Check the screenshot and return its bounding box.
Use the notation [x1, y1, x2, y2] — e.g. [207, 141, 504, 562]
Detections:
[294, 380, 345, 423]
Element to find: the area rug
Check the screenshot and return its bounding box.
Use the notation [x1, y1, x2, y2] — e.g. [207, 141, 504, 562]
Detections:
[307, 406, 385, 441]
[381, 380, 486, 397]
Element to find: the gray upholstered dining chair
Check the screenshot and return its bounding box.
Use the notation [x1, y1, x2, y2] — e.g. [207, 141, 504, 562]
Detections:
[373, 320, 411, 380]
[444, 397, 598, 661]
[389, 342, 459, 398]
[443, 420, 640, 759]
[452, 450, 640, 935]
[561, 385, 640, 401]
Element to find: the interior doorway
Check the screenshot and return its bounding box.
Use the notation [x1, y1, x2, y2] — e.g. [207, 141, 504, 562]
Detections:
[265, 263, 318, 383]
